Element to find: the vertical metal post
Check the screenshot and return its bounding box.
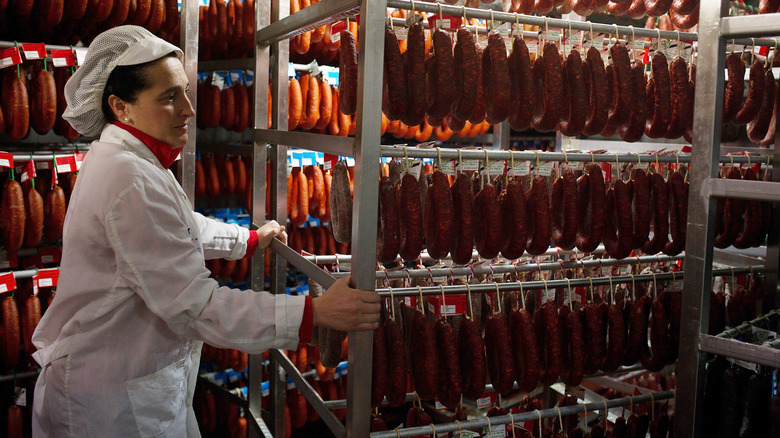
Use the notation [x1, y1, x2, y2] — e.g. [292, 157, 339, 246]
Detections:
[179, 0, 199, 205]
[346, 0, 386, 435]
[494, 121, 510, 150]
[674, 1, 729, 437]
[264, 0, 291, 435]
[766, 110, 780, 307]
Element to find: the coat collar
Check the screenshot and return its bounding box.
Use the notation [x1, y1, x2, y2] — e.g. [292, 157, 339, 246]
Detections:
[109, 121, 183, 169]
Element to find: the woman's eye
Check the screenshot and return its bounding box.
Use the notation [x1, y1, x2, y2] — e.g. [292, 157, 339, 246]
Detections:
[167, 94, 176, 101]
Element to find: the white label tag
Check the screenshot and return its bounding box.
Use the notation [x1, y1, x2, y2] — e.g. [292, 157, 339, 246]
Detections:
[406, 14, 423, 26]
[409, 161, 423, 180]
[0, 158, 11, 168]
[476, 396, 492, 408]
[75, 48, 88, 66]
[24, 51, 39, 59]
[452, 431, 480, 438]
[441, 160, 457, 175]
[0, 283, 7, 293]
[563, 43, 572, 53]
[633, 39, 645, 51]
[535, 161, 554, 176]
[38, 278, 53, 288]
[395, 27, 408, 41]
[14, 387, 26, 406]
[496, 22, 511, 38]
[435, 400, 446, 410]
[0, 57, 14, 67]
[52, 57, 68, 67]
[460, 159, 480, 172]
[485, 160, 505, 175]
[546, 30, 561, 42]
[41, 255, 54, 264]
[484, 425, 507, 438]
[330, 28, 341, 43]
[591, 38, 604, 51]
[509, 161, 531, 176]
[528, 44, 537, 55]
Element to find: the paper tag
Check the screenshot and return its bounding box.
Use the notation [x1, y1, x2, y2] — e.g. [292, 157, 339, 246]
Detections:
[40, 247, 61, 264]
[509, 160, 531, 176]
[459, 159, 480, 172]
[51, 49, 76, 67]
[430, 14, 462, 30]
[74, 48, 88, 66]
[0, 47, 22, 68]
[541, 287, 556, 304]
[0, 272, 17, 293]
[435, 400, 447, 410]
[563, 43, 573, 53]
[563, 287, 585, 306]
[488, 160, 505, 175]
[535, 161, 554, 176]
[484, 425, 507, 438]
[409, 160, 423, 180]
[476, 396, 493, 408]
[0, 152, 14, 169]
[243, 69, 255, 87]
[212, 72, 226, 90]
[405, 13, 423, 27]
[591, 37, 604, 51]
[21, 42, 46, 60]
[495, 22, 511, 38]
[20, 160, 36, 183]
[751, 326, 776, 343]
[730, 357, 759, 373]
[566, 30, 584, 47]
[528, 44, 537, 55]
[545, 30, 561, 42]
[452, 431, 479, 438]
[56, 155, 78, 173]
[440, 159, 457, 175]
[34, 268, 60, 292]
[395, 27, 408, 41]
[633, 39, 646, 51]
[14, 387, 26, 407]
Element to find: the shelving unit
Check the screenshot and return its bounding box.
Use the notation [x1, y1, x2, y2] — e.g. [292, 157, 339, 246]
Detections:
[237, 1, 780, 437]
[675, 2, 780, 437]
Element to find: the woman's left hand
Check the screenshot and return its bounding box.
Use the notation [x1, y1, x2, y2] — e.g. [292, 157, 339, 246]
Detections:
[256, 220, 287, 247]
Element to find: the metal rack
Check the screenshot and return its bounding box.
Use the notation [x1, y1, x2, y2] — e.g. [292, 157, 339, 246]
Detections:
[245, 1, 780, 437]
[675, 2, 780, 437]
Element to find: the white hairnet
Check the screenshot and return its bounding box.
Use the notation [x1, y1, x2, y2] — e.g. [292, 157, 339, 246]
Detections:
[63, 25, 183, 138]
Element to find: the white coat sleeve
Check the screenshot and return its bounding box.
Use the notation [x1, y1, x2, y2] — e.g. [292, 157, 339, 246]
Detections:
[104, 179, 304, 353]
[191, 211, 249, 260]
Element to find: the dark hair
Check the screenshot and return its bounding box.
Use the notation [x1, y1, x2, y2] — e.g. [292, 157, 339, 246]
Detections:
[101, 52, 179, 122]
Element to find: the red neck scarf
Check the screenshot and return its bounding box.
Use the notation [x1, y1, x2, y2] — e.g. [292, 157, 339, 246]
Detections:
[111, 121, 184, 169]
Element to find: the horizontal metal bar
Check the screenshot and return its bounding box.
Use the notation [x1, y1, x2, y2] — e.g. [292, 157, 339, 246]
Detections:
[271, 239, 336, 288]
[0, 40, 77, 51]
[303, 245, 608, 265]
[699, 333, 780, 368]
[0, 369, 39, 383]
[376, 267, 763, 296]
[256, 0, 360, 45]
[707, 178, 780, 202]
[370, 391, 675, 438]
[717, 309, 780, 339]
[380, 146, 772, 165]
[721, 14, 780, 39]
[196, 142, 255, 157]
[196, 377, 249, 408]
[328, 254, 686, 281]
[322, 363, 645, 410]
[269, 349, 347, 437]
[256, 129, 354, 157]
[197, 58, 256, 72]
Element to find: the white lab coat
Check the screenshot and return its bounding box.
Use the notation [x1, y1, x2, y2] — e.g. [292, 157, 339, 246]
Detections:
[31, 124, 306, 438]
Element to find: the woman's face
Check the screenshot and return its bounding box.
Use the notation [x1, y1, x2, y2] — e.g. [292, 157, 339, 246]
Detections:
[123, 57, 195, 147]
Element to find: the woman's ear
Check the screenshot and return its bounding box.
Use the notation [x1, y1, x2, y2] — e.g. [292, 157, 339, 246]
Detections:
[107, 95, 128, 122]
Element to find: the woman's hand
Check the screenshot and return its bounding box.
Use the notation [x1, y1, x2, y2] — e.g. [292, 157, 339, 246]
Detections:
[312, 276, 381, 332]
[256, 220, 287, 247]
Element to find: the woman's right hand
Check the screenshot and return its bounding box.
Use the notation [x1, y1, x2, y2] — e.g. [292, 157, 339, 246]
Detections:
[311, 276, 381, 332]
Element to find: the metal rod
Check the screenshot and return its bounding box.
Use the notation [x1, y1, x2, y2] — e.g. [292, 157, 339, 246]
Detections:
[303, 245, 608, 265]
[370, 391, 675, 437]
[0, 369, 38, 383]
[717, 309, 780, 339]
[255, 0, 360, 45]
[379, 145, 774, 164]
[322, 363, 646, 410]
[197, 377, 249, 409]
[270, 350, 347, 436]
[180, 0, 199, 207]
[374, 267, 763, 297]
[699, 333, 780, 368]
[255, 129, 354, 158]
[707, 177, 780, 201]
[324, 254, 687, 280]
[271, 238, 336, 288]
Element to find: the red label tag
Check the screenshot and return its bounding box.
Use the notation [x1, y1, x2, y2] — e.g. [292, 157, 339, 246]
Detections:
[642, 48, 650, 65]
[429, 14, 462, 30]
[323, 154, 338, 171]
[21, 43, 46, 60]
[0, 152, 14, 169]
[600, 162, 612, 183]
[34, 268, 60, 294]
[331, 21, 347, 34]
[476, 393, 496, 408]
[55, 155, 77, 174]
[427, 294, 468, 317]
[75, 153, 86, 170]
[0, 272, 17, 294]
[0, 47, 23, 69]
[50, 49, 76, 67]
[680, 145, 692, 153]
[40, 247, 62, 265]
[20, 160, 36, 183]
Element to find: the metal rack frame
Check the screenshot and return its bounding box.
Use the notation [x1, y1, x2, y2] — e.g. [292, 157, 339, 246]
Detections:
[675, 2, 780, 437]
[234, 0, 780, 436]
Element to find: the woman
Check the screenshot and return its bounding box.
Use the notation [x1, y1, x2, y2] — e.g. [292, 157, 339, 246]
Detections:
[31, 25, 380, 437]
